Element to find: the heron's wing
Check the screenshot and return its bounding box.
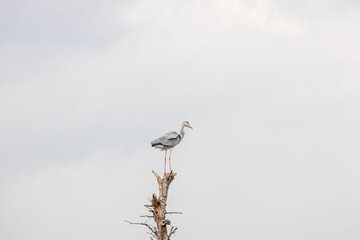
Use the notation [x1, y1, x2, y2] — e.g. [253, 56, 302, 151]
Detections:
[162, 131, 180, 139]
[151, 131, 181, 147]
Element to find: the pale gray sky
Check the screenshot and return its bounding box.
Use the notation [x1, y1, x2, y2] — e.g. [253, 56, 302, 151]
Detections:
[1, 0, 360, 239]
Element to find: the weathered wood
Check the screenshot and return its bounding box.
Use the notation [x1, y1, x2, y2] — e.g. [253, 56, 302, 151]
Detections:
[151, 170, 177, 240]
[127, 170, 179, 240]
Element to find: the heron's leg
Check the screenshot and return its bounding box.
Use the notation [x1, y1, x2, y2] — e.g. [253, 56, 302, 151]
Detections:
[164, 150, 168, 175]
[169, 148, 173, 172]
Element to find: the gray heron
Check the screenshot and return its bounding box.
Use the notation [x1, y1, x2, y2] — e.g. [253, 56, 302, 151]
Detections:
[151, 121, 193, 175]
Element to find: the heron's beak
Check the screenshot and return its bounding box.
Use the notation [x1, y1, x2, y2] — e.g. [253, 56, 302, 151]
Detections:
[189, 125, 193, 129]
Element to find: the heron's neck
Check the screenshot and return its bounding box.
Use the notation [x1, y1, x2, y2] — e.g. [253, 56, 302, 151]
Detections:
[180, 124, 185, 139]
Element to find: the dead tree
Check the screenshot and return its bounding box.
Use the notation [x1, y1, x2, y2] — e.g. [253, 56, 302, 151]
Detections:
[126, 170, 181, 240]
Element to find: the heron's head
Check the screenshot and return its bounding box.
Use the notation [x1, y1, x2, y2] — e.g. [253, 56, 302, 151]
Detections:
[183, 121, 193, 129]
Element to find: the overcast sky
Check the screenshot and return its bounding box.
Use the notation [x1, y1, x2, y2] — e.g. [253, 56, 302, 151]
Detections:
[1, 0, 360, 239]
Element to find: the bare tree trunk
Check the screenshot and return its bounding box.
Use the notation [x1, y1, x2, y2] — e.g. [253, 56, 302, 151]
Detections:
[127, 170, 179, 240]
[150, 170, 177, 240]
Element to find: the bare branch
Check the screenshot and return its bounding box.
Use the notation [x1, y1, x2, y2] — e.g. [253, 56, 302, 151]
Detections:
[125, 220, 156, 235]
[152, 170, 162, 184]
[165, 211, 183, 215]
[168, 226, 178, 239]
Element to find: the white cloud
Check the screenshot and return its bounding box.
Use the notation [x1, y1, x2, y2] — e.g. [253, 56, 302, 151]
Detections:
[1, 0, 360, 239]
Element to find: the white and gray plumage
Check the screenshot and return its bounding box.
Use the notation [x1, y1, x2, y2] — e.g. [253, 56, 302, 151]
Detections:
[151, 121, 193, 175]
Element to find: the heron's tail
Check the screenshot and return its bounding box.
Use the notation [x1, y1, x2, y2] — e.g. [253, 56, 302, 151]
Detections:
[151, 139, 160, 147]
